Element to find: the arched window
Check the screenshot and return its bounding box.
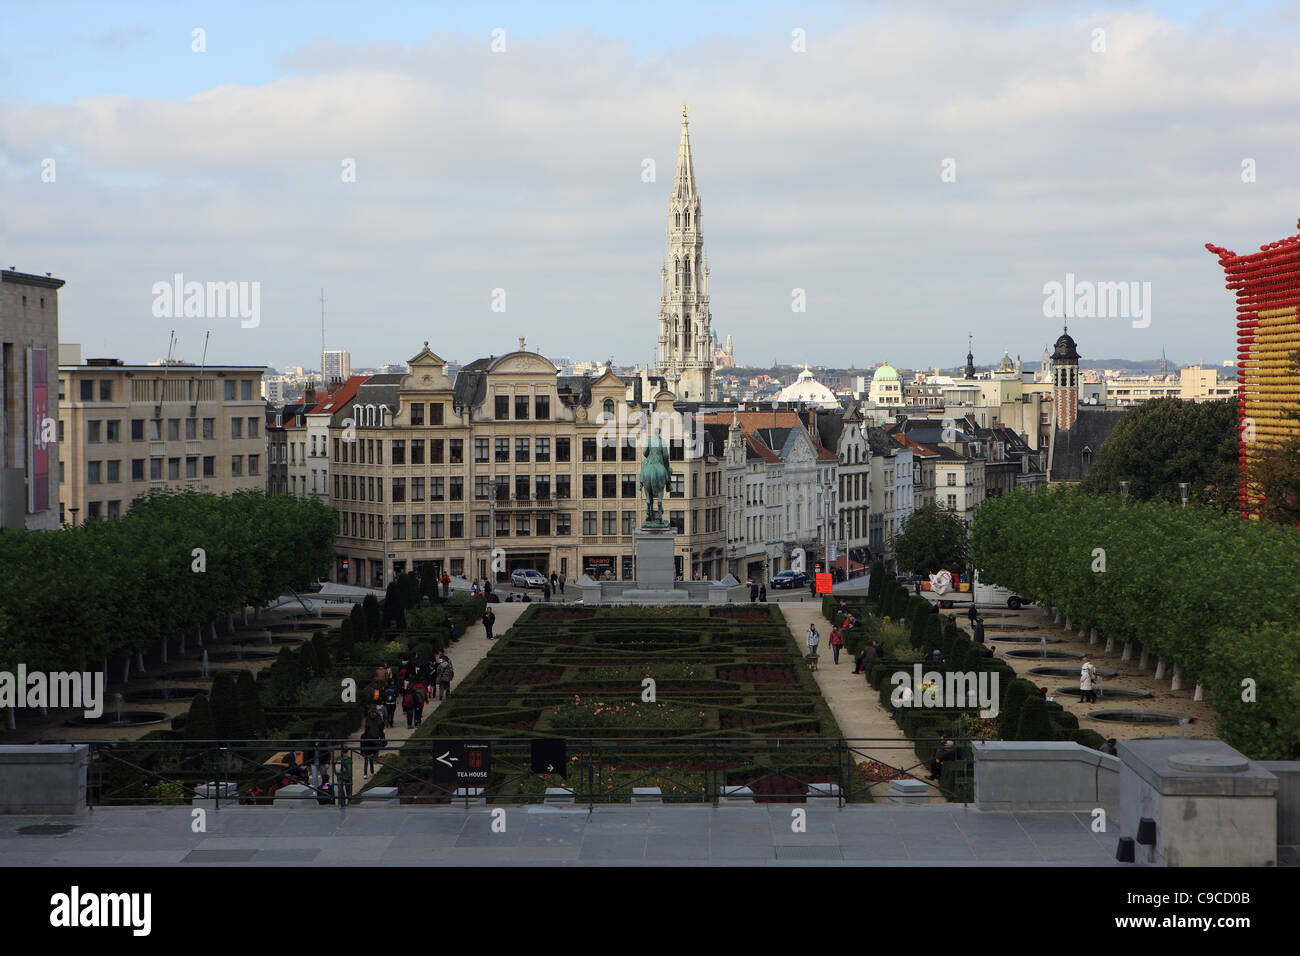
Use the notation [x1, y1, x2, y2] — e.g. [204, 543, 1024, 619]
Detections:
[602, 399, 615, 420]
[675, 211, 680, 228]
[684, 257, 692, 292]
[685, 210, 691, 228]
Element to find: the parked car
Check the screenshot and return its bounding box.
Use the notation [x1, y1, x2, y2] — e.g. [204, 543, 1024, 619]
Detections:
[770, 570, 808, 590]
[510, 569, 548, 589]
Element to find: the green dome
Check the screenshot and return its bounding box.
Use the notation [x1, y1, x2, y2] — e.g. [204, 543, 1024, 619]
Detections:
[874, 363, 899, 382]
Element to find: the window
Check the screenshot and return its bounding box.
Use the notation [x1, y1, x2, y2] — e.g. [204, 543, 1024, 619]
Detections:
[474, 438, 489, 463]
[670, 510, 685, 534]
[88, 501, 101, 517]
[622, 438, 636, 461]
[622, 510, 635, 534]
[107, 500, 120, 519]
[391, 440, 405, 464]
[494, 475, 509, 501]
[535, 395, 549, 419]
[495, 438, 510, 462]
[412, 477, 426, 501]
[87, 421, 101, 443]
[449, 477, 463, 501]
[58, 420, 65, 442]
[475, 514, 490, 537]
[495, 395, 510, 420]
[80, 379, 94, 401]
[556, 437, 571, 462]
[601, 438, 616, 462]
[225, 381, 236, 401]
[556, 513, 571, 535]
[535, 475, 551, 499]
[515, 513, 530, 536]
[392, 516, 406, 540]
[602, 510, 616, 535]
[150, 458, 163, 480]
[107, 460, 121, 483]
[132, 459, 144, 481]
[515, 437, 530, 462]
[622, 474, 637, 498]
[515, 475, 530, 500]
[431, 514, 446, 539]
[515, 395, 530, 420]
[449, 439, 463, 463]
[169, 418, 181, 441]
[410, 403, 424, 426]
[430, 477, 444, 501]
[247, 417, 259, 438]
[669, 439, 684, 461]
[106, 420, 120, 442]
[231, 418, 243, 439]
[602, 474, 617, 498]
[582, 438, 597, 462]
[231, 455, 243, 476]
[185, 418, 196, 440]
[670, 474, 684, 497]
[132, 419, 144, 441]
[556, 475, 571, 498]
[947, 473, 956, 486]
[475, 476, 492, 500]
[186, 457, 197, 478]
[248, 454, 259, 476]
[582, 474, 597, 498]
[602, 399, 615, 421]
[430, 439, 443, 464]
[535, 437, 550, 462]
[412, 514, 425, 539]
[241, 380, 252, 401]
[448, 513, 463, 538]
[947, 494, 957, 510]
[203, 418, 214, 439]
[582, 511, 597, 535]
[410, 440, 424, 464]
[203, 456, 215, 477]
[692, 474, 698, 497]
[536, 514, 551, 536]
[392, 478, 406, 502]
[429, 403, 444, 425]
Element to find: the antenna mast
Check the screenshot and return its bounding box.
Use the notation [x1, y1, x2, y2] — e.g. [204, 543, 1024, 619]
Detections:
[320, 288, 327, 387]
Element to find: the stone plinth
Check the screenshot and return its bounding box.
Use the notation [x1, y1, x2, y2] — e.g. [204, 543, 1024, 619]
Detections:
[0, 745, 88, 815]
[973, 741, 1118, 814]
[634, 526, 677, 589]
[1118, 738, 1278, 867]
[887, 779, 930, 805]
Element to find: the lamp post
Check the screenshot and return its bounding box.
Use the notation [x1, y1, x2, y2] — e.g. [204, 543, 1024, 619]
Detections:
[1118, 481, 1129, 502]
[1179, 482, 1189, 508]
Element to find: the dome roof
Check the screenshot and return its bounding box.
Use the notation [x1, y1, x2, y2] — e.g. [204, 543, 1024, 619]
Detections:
[1051, 333, 1080, 362]
[775, 366, 839, 408]
[874, 362, 899, 382]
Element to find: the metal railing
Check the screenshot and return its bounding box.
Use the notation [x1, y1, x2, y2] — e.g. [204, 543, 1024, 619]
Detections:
[68, 736, 974, 809]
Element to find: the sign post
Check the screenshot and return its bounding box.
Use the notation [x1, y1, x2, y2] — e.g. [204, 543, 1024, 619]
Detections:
[431, 739, 492, 794]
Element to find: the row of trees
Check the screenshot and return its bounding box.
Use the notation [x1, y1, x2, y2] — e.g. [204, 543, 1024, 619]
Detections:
[0, 490, 336, 675]
[972, 487, 1300, 758]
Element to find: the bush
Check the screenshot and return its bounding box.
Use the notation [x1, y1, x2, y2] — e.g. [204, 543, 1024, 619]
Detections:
[867, 560, 885, 605]
[236, 670, 264, 738]
[208, 671, 240, 740]
[999, 679, 1032, 740]
[338, 618, 355, 661]
[1015, 695, 1055, 741]
[184, 692, 215, 741]
[1072, 728, 1108, 751]
[350, 604, 366, 641]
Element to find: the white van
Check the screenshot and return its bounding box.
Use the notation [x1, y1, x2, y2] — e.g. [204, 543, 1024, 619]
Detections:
[930, 573, 1029, 610]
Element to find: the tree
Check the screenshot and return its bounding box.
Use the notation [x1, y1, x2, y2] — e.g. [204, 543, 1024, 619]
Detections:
[362, 594, 382, 641]
[350, 604, 366, 641]
[998, 679, 1031, 740]
[867, 560, 885, 604]
[1079, 397, 1238, 508]
[235, 670, 264, 739]
[890, 504, 969, 576]
[209, 671, 240, 740]
[1015, 695, 1055, 741]
[184, 692, 216, 741]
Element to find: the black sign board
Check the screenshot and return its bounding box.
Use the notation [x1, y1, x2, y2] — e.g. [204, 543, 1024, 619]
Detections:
[431, 739, 492, 788]
[530, 738, 567, 778]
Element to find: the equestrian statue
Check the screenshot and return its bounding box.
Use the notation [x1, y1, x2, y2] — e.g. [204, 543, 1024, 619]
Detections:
[638, 426, 673, 528]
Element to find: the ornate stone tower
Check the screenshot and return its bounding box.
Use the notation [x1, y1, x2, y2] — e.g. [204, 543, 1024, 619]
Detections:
[1051, 328, 1080, 431]
[657, 105, 714, 402]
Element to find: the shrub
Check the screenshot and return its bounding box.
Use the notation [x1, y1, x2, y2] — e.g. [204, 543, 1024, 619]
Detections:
[1072, 728, 1108, 751]
[338, 618, 355, 661]
[298, 641, 319, 679]
[362, 594, 382, 641]
[1015, 695, 1055, 741]
[236, 669, 264, 738]
[350, 604, 365, 640]
[867, 560, 885, 604]
[999, 679, 1032, 740]
[209, 671, 240, 740]
[184, 692, 215, 741]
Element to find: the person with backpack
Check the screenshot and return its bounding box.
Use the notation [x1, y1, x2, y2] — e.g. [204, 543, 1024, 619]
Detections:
[380, 680, 398, 728]
[1080, 656, 1098, 704]
[446, 615, 458, 644]
[483, 607, 496, 640]
[412, 680, 427, 726]
[401, 681, 417, 729]
[437, 654, 454, 700]
[829, 626, 844, 664]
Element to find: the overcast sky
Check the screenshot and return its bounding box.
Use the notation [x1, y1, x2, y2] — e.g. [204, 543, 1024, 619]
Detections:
[5, 0, 1300, 373]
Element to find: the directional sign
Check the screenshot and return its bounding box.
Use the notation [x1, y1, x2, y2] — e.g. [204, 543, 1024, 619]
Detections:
[816, 572, 833, 594]
[431, 739, 492, 788]
[530, 738, 567, 778]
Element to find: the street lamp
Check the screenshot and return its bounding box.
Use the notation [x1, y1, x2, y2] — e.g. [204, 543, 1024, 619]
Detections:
[1118, 481, 1129, 502]
[1179, 482, 1189, 508]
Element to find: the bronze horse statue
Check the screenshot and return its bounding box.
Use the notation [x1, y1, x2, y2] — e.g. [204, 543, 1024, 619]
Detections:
[638, 428, 673, 527]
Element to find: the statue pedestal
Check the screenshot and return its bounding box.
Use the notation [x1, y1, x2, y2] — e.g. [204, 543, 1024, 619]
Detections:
[634, 527, 677, 590]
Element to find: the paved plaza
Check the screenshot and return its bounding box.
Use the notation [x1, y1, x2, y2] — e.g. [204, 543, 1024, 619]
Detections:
[0, 804, 1123, 866]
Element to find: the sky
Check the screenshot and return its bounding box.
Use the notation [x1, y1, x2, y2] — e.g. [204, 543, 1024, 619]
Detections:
[4, 0, 1300, 374]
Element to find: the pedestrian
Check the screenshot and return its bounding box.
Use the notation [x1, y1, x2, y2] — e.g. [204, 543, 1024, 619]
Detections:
[852, 645, 869, 674]
[550, 571, 558, 591]
[829, 626, 844, 664]
[1080, 655, 1098, 704]
[483, 607, 496, 640]
[914, 577, 921, 597]
[437, 653, 454, 700]
[543, 581, 551, 602]
[360, 719, 383, 778]
[558, 574, 565, 595]
[805, 623, 820, 658]
[967, 604, 978, 626]
[446, 614, 458, 643]
[973, 617, 985, 644]
[310, 739, 329, 788]
[380, 680, 398, 728]
[872, 639, 885, 658]
[440, 571, 450, 599]
[412, 680, 426, 726]
[401, 681, 416, 729]
[759, 584, 767, 603]
[749, 580, 759, 603]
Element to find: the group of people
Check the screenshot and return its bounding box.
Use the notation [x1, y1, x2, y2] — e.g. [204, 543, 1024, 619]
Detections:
[370, 653, 456, 731]
[966, 605, 986, 643]
[747, 581, 768, 603]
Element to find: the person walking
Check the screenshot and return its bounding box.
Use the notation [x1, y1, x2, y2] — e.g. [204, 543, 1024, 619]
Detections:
[437, 653, 454, 701]
[440, 571, 450, 599]
[446, 614, 458, 643]
[550, 571, 558, 592]
[360, 711, 383, 778]
[483, 607, 496, 640]
[967, 604, 978, 627]
[380, 680, 398, 728]
[805, 623, 820, 659]
[759, 584, 767, 603]
[543, 581, 551, 603]
[412, 680, 426, 727]
[401, 681, 416, 729]
[973, 617, 985, 644]
[749, 580, 759, 603]
[829, 626, 844, 664]
[1080, 656, 1098, 704]
[558, 574, 565, 596]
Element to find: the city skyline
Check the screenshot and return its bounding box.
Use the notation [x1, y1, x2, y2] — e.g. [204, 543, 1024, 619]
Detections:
[8, 1, 1300, 371]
